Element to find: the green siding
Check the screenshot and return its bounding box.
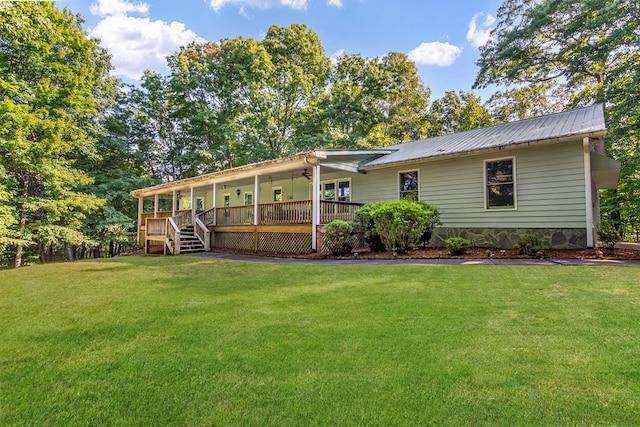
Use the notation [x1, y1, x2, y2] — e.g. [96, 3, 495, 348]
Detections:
[355, 141, 587, 229]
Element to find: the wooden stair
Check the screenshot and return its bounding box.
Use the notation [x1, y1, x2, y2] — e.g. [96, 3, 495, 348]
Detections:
[167, 225, 205, 254]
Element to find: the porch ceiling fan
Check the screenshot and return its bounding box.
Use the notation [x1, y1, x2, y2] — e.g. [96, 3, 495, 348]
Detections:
[300, 168, 312, 180]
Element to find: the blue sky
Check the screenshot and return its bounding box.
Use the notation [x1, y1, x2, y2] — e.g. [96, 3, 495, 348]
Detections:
[59, 0, 503, 100]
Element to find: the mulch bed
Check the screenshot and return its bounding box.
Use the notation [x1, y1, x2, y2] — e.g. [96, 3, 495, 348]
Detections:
[205, 246, 640, 260]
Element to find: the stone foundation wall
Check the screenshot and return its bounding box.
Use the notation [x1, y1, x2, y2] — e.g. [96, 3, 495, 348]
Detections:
[429, 227, 588, 249]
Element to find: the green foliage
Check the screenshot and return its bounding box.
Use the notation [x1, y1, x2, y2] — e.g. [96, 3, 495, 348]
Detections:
[324, 220, 354, 255]
[364, 200, 441, 253]
[486, 83, 566, 123]
[597, 222, 621, 249]
[445, 237, 472, 256]
[429, 90, 492, 136]
[514, 234, 548, 257]
[0, 2, 111, 266]
[353, 204, 385, 251]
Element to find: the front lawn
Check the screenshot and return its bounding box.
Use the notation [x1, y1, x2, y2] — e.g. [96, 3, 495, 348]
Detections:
[1, 256, 639, 425]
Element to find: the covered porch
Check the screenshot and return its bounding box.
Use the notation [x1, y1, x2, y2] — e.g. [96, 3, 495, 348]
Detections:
[131, 149, 392, 255]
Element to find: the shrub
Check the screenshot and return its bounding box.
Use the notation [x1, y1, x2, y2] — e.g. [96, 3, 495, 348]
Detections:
[597, 222, 620, 249]
[514, 234, 548, 256]
[353, 204, 385, 251]
[360, 200, 441, 253]
[324, 220, 354, 255]
[445, 237, 471, 255]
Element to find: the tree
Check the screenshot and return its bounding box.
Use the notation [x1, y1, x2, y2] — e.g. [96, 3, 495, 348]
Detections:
[486, 83, 567, 123]
[0, 2, 111, 267]
[429, 91, 492, 136]
[323, 52, 431, 148]
[259, 24, 332, 157]
[474, 0, 640, 239]
[168, 38, 274, 170]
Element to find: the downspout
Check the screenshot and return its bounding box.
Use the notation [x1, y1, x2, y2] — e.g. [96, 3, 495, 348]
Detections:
[583, 137, 594, 248]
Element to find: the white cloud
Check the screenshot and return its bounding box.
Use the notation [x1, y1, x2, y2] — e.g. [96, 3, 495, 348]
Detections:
[407, 42, 462, 67]
[327, 0, 343, 7]
[90, 0, 149, 17]
[466, 12, 496, 48]
[90, 14, 204, 80]
[209, 0, 308, 12]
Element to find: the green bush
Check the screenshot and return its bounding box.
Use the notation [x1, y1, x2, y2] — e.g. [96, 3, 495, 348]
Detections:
[353, 204, 385, 251]
[514, 234, 548, 256]
[359, 200, 441, 253]
[445, 237, 471, 255]
[597, 221, 620, 249]
[324, 220, 354, 255]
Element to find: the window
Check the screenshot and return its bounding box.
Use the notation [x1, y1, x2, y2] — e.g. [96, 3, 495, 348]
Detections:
[324, 182, 336, 200]
[273, 187, 282, 202]
[314, 179, 351, 202]
[485, 157, 516, 209]
[399, 170, 419, 200]
[244, 191, 253, 205]
[223, 194, 230, 207]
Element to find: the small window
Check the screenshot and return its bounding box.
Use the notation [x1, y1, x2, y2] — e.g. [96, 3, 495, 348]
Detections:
[399, 170, 419, 200]
[485, 158, 516, 209]
[323, 182, 336, 200]
[223, 194, 230, 207]
[273, 187, 282, 202]
[244, 192, 253, 205]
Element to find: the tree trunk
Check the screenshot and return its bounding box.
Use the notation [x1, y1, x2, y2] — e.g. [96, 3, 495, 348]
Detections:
[14, 180, 29, 268]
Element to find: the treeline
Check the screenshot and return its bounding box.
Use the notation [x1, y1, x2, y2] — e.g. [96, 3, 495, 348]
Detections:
[1, 1, 639, 267]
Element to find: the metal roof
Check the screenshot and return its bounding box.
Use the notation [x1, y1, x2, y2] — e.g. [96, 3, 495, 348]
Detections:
[363, 103, 606, 169]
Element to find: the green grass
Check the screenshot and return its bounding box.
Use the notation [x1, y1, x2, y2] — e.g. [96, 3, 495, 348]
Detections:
[1, 256, 639, 426]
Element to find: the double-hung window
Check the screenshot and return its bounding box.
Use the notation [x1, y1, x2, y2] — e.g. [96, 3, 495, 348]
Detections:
[485, 157, 516, 209]
[399, 170, 419, 200]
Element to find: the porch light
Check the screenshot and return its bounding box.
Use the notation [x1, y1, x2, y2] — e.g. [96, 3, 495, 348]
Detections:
[236, 188, 241, 197]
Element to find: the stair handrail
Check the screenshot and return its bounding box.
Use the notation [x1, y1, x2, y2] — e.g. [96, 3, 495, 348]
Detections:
[173, 210, 192, 228]
[195, 207, 215, 226]
[167, 216, 181, 255]
[193, 216, 210, 251]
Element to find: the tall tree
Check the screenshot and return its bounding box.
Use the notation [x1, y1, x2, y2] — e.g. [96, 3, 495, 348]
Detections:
[429, 91, 492, 136]
[323, 52, 431, 148]
[168, 38, 274, 170]
[474, 0, 640, 239]
[486, 83, 567, 123]
[0, 2, 110, 267]
[259, 24, 332, 157]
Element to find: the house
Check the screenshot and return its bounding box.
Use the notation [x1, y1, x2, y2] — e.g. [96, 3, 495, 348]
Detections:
[130, 103, 620, 254]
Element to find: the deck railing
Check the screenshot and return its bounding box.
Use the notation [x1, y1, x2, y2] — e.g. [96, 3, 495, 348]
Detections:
[151, 200, 365, 228]
[320, 200, 363, 224]
[259, 200, 312, 224]
[216, 205, 254, 226]
[146, 218, 167, 236]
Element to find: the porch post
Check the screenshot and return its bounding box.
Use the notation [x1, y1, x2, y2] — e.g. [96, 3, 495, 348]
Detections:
[253, 175, 261, 226]
[212, 183, 218, 226]
[137, 196, 143, 243]
[172, 190, 176, 216]
[311, 164, 320, 251]
[583, 137, 594, 247]
[153, 194, 158, 218]
[190, 187, 196, 221]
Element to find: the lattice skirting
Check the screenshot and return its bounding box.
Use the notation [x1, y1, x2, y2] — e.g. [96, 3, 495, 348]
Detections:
[318, 230, 366, 255]
[214, 232, 254, 251]
[213, 231, 313, 254]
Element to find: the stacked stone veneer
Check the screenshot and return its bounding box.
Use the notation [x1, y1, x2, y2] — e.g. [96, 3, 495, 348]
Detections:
[429, 227, 588, 249]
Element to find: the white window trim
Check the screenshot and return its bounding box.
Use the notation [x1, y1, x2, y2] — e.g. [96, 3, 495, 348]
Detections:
[484, 156, 517, 211]
[223, 193, 231, 207]
[398, 169, 420, 200]
[311, 178, 352, 202]
[244, 191, 253, 205]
